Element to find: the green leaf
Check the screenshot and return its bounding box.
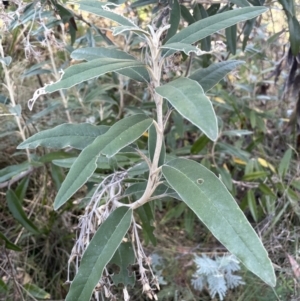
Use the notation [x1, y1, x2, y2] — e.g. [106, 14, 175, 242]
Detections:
[195, 4, 211, 51]
[44, 58, 145, 94]
[229, 0, 250, 7]
[278, 0, 295, 16]
[161, 202, 186, 225]
[22, 60, 52, 78]
[101, 115, 153, 157]
[53, 141, 103, 206]
[66, 207, 132, 301]
[180, 5, 195, 25]
[207, 4, 220, 16]
[6, 190, 40, 235]
[184, 208, 196, 236]
[55, 3, 77, 45]
[217, 167, 233, 191]
[162, 158, 276, 287]
[218, 142, 250, 162]
[189, 60, 244, 92]
[52, 155, 129, 170]
[247, 190, 258, 222]
[39, 150, 75, 163]
[110, 242, 136, 286]
[0, 162, 30, 183]
[127, 161, 149, 177]
[287, 15, 300, 55]
[124, 182, 180, 200]
[165, 7, 267, 55]
[226, 23, 237, 54]
[136, 203, 157, 246]
[0, 232, 22, 251]
[71, 47, 149, 82]
[165, 0, 180, 41]
[51, 163, 64, 190]
[259, 183, 276, 197]
[243, 171, 267, 181]
[191, 134, 210, 154]
[15, 176, 30, 202]
[242, 18, 256, 50]
[78, 1, 136, 27]
[18, 124, 109, 150]
[54, 115, 152, 210]
[156, 77, 218, 141]
[278, 148, 292, 178]
[24, 283, 51, 299]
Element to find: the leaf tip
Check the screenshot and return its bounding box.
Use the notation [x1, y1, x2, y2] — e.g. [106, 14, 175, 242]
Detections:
[53, 198, 63, 211]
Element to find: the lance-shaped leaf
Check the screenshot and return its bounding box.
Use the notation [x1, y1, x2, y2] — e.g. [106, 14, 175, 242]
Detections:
[65, 207, 132, 301]
[78, 1, 136, 27]
[287, 15, 300, 55]
[155, 77, 218, 141]
[0, 162, 30, 183]
[6, 190, 40, 235]
[0, 232, 22, 251]
[71, 47, 149, 82]
[45, 58, 146, 93]
[54, 135, 109, 209]
[164, 0, 180, 41]
[136, 203, 156, 246]
[180, 4, 195, 24]
[164, 7, 267, 55]
[101, 115, 153, 157]
[54, 115, 152, 210]
[17, 124, 109, 150]
[189, 60, 244, 92]
[242, 18, 256, 50]
[194, 4, 211, 51]
[226, 23, 237, 55]
[162, 158, 276, 287]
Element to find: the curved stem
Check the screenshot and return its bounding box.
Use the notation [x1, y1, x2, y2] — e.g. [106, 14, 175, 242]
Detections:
[131, 28, 165, 210]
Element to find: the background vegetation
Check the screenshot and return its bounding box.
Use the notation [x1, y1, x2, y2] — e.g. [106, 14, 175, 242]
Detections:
[0, 0, 300, 300]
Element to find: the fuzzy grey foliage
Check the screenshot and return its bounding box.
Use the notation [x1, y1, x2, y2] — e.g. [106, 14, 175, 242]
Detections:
[191, 254, 245, 300]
